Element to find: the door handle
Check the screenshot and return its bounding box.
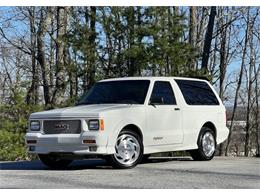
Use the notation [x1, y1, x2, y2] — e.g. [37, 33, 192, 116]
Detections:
[174, 108, 180, 111]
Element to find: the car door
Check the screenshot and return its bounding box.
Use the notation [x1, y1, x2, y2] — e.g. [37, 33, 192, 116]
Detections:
[146, 81, 183, 145]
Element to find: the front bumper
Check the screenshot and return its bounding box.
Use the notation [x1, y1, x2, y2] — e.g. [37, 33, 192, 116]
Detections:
[25, 131, 109, 155]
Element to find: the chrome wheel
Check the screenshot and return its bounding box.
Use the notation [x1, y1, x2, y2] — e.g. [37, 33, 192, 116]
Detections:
[202, 132, 215, 157]
[114, 134, 141, 165]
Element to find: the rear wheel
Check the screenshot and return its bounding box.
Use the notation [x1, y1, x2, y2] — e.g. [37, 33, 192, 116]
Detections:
[189, 127, 216, 161]
[38, 154, 73, 169]
[106, 130, 143, 169]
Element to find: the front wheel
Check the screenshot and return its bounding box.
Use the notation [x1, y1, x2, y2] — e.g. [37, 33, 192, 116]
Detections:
[189, 127, 216, 161]
[106, 130, 143, 169]
[38, 154, 73, 169]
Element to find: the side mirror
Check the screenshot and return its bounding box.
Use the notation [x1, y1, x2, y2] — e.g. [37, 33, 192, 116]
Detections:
[149, 96, 164, 105]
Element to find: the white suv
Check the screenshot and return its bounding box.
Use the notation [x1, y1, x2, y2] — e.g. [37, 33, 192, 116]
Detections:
[26, 77, 229, 169]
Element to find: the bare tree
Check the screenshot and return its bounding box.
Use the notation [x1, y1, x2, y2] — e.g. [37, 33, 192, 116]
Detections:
[218, 7, 233, 155]
[196, 7, 207, 70]
[254, 61, 260, 156]
[52, 6, 68, 105]
[37, 7, 51, 107]
[85, 6, 97, 90]
[225, 9, 251, 155]
[245, 19, 255, 156]
[201, 6, 217, 72]
[189, 7, 197, 70]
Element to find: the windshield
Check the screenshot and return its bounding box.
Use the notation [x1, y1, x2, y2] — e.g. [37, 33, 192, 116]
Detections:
[77, 80, 150, 105]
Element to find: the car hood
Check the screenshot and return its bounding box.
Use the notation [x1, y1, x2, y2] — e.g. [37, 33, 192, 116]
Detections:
[30, 104, 139, 119]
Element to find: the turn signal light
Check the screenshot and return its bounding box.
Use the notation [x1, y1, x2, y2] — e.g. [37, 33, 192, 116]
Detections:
[27, 140, 37, 144]
[100, 119, 104, 131]
[83, 140, 96, 144]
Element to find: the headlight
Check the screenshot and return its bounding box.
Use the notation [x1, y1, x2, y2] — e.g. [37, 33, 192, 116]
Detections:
[30, 121, 41, 131]
[88, 120, 99, 130]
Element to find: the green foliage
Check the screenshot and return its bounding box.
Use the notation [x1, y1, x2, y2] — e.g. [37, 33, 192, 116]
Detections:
[0, 130, 28, 161]
[68, 7, 197, 81]
[0, 87, 43, 161]
[58, 98, 77, 108]
[0, 88, 43, 134]
[179, 69, 213, 82]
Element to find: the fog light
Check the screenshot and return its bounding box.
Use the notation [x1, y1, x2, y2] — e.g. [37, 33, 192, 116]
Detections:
[29, 146, 35, 151]
[27, 140, 37, 144]
[89, 146, 97, 151]
[83, 139, 96, 144]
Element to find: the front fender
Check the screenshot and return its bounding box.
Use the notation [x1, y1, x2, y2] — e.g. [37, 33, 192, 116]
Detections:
[106, 119, 143, 154]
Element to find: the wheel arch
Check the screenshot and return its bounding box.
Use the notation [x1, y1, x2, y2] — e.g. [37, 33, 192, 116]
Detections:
[121, 124, 143, 141]
[202, 121, 217, 139]
[106, 123, 144, 168]
[191, 121, 217, 161]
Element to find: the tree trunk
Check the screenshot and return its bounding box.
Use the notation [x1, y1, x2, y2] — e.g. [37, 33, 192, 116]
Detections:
[195, 7, 206, 70]
[218, 7, 229, 156]
[225, 9, 250, 155]
[69, 51, 77, 100]
[254, 60, 260, 157]
[52, 6, 68, 105]
[245, 24, 254, 157]
[127, 7, 136, 76]
[26, 7, 38, 105]
[37, 7, 51, 107]
[189, 6, 196, 70]
[201, 6, 216, 72]
[67, 8, 77, 102]
[86, 6, 97, 90]
[49, 8, 55, 93]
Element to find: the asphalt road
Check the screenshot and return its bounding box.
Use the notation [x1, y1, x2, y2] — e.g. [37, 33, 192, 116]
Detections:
[0, 157, 259, 189]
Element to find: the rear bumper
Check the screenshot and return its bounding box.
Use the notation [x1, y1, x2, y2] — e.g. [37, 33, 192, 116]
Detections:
[216, 126, 230, 144]
[25, 131, 110, 155]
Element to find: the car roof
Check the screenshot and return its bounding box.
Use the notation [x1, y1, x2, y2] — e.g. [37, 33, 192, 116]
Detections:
[99, 76, 208, 83]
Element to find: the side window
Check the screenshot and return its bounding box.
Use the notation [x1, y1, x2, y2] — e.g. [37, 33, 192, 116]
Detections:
[175, 79, 219, 105]
[150, 81, 176, 105]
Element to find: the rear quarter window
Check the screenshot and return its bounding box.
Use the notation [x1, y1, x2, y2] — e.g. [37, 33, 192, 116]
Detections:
[175, 79, 219, 105]
[150, 81, 177, 105]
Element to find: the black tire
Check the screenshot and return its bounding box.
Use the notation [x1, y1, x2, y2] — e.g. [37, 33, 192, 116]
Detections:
[140, 154, 151, 163]
[106, 129, 143, 169]
[189, 127, 216, 161]
[38, 154, 73, 169]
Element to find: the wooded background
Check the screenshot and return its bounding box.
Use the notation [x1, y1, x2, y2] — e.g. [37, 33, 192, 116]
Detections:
[0, 6, 259, 160]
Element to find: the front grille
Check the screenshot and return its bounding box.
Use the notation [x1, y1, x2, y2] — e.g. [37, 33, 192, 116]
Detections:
[43, 120, 81, 134]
